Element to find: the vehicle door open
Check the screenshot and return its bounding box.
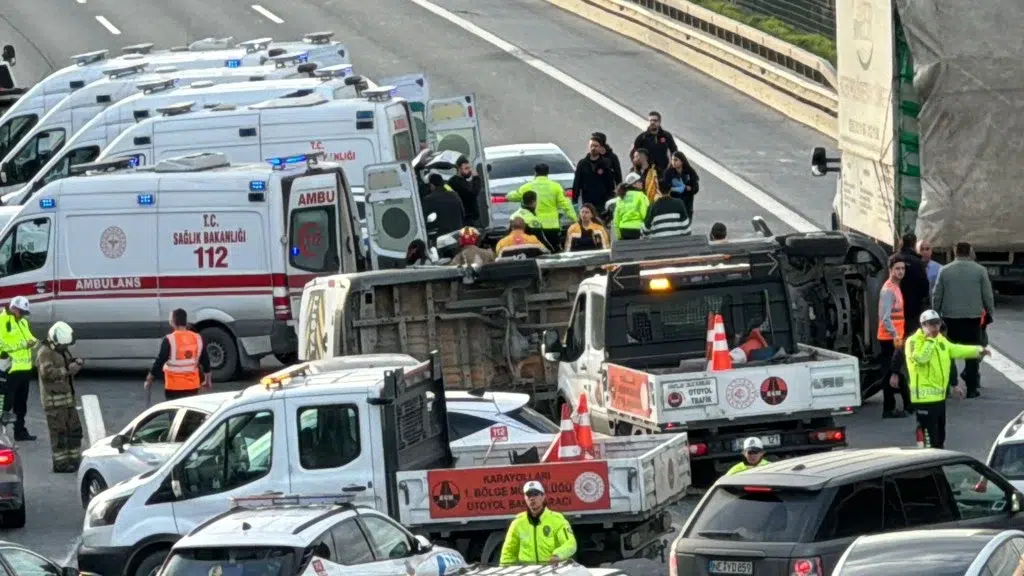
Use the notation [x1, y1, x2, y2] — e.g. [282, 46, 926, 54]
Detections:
[381, 74, 430, 149]
[425, 95, 491, 227]
[362, 161, 425, 269]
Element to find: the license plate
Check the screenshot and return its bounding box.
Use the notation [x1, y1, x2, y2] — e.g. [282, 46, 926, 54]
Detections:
[732, 434, 781, 451]
[708, 560, 753, 575]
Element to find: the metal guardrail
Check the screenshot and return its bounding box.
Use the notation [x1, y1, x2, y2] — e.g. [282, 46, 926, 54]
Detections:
[542, 0, 839, 138]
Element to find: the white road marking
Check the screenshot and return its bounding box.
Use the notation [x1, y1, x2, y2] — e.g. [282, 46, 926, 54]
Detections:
[404, 0, 1024, 390]
[94, 15, 121, 35]
[251, 4, 285, 24]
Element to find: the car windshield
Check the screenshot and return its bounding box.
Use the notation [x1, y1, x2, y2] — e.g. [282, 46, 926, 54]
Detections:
[487, 153, 574, 181]
[163, 547, 295, 576]
[990, 442, 1024, 479]
[685, 486, 821, 542]
[507, 406, 560, 433]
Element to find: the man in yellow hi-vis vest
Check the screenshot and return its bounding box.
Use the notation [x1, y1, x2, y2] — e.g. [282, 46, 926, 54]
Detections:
[725, 437, 770, 475]
[0, 296, 37, 440]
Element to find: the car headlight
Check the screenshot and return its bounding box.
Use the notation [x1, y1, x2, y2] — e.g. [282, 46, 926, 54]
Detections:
[88, 494, 130, 527]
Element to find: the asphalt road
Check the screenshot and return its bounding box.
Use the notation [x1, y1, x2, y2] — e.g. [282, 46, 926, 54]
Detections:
[1, 0, 1024, 574]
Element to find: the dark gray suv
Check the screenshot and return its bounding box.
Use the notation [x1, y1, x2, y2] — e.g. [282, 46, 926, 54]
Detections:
[669, 448, 1024, 576]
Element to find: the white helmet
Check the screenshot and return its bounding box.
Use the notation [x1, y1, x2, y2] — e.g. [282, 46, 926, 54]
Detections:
[8, 296, 29, 314]
[742, 437, 765, 452]
[920, 309, 942, 325]
[47, 321, 74, 346]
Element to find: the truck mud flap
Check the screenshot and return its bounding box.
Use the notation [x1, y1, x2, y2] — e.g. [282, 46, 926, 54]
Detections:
[781, 232, 850, 258]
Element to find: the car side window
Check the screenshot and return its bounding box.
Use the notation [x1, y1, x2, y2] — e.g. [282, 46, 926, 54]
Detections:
[180, 410, 274, 498]
[174, 410, 209, 442]
[446, 412, 495, 442]
[884, 467, 955, 528]
[814, 480, 884, 541]
[328, 518, 375, 565]
[359, 515, 414, 560]
[310, 530, 335, 561]
[131, 409, 176, 444]
[0, 549, 60, 576]
[982, 539, 1024, 576]
[589, 293, 606, 351]
[941, 462, 1009, 519]
[297, 405, 360, 470]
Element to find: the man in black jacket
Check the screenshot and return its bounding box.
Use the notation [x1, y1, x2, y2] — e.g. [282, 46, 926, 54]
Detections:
[591, 132, 622, 186]
[631, 111, 678, 172]
[447, 156, 484, 227]
[898, 232, 931, 336]
[573, 137, 616, 209]
[422, 173, 465, 236]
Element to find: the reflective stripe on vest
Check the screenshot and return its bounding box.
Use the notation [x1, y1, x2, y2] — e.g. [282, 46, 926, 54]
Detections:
[164, 330, 202, 391]
[877, 279, 905, 341]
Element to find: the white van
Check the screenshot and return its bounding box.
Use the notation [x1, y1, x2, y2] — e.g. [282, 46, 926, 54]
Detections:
[0, 32, 349, 161]
[0, 151, 364, 378]
[0, 57, 344, 200]
[96, 90, 488, 267]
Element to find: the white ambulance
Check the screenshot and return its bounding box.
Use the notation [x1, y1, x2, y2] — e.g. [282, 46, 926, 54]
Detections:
[96, 89, 488, 267]
[0, 55, 339, 200]
[0, 151, 364, 379]
[0, 32, 349, 162]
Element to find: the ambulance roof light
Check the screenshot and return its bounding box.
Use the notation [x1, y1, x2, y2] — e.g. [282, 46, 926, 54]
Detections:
[239, 37, 274, 54]
[68, 156, 137, 176]
[121, 43, 155, 55]
[297, 63, 318, 76]
[152, 152, 231, 173]
[101, 63, 148, 79]
[314, 63, 352, 80]
[268, 51, 309, 68]
[303, 31, 335, 44]
[155, 101, 196, 116]
[363, 85, 397, 102]
[72, 49, 109, 66]
[265, 152, 324, 171]
[136, 78, 177, 94]
[38, 198, 55, 209]
[230, 493, 355, 509]
[188, 36, 235, 51]
[137, 194, 155, 206]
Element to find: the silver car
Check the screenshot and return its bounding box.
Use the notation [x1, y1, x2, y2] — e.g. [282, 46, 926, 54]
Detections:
[0, 413, 24, 528]
[833, 529, 1024, 576]
[485, 143, 577, 228]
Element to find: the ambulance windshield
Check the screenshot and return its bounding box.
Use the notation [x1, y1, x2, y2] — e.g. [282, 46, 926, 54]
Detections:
[0, 114, 38, 159]
[162, 547, 295, 576]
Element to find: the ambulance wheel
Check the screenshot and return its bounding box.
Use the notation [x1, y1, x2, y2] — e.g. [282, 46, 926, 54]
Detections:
[2, 502, 25, 528]
[200, 326, 240, 382]
[132, 548, 168, 576]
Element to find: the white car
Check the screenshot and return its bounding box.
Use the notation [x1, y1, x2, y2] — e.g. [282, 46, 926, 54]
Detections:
[163, 494, 466, 576]
[485, 143, 577, 228]
[987, 409, 1024, 492]
[77, 388, 557, 507]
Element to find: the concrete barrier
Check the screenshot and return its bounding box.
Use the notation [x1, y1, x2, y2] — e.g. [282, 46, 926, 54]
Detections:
[541, 0, 839, 139]
[81, 394, 106, 448]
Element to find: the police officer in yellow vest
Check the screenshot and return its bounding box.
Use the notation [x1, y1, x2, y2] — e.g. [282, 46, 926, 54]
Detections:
[0, 296, 37, 440]
[507, 163, 577, 252]
[906, 309, 988, 449]
[500, 481, 577, 566]
[612, 174, 649, 240]
[725, 437, 770, 475]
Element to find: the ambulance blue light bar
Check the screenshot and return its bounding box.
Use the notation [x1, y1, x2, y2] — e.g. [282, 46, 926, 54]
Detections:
[266, 155, 308, 168]
[137, 194, 154, 206]
[296, 52, 309, 63]
[250, 180, 267, 191]
[39, 198, 56, 209]
[225, 59, 242, 68]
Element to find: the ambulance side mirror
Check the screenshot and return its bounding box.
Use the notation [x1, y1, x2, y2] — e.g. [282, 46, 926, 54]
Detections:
[1, 45, 14, 65]
[1012, 491, 1022, 513]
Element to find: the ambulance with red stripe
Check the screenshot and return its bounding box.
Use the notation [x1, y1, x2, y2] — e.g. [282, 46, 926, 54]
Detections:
[0, 150, 364, 380]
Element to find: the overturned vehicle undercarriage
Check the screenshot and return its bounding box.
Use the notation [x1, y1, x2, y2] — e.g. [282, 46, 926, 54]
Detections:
[299, 222, 891, 419]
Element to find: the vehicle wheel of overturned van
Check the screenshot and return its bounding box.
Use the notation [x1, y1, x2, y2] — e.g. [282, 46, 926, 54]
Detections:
[1, 501, 25, 528]
[782, 232, 850, 258]
[614, 421, 633, 436]
[200, 326, 240, 382]
[132, 548, 168, 576]
[273, 352, 298, 366]
[81, 471, 107, 508]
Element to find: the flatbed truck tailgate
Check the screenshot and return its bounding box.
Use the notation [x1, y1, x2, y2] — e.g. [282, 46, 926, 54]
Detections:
[607, 344, 860, 429]
[395, 434, 690, 527]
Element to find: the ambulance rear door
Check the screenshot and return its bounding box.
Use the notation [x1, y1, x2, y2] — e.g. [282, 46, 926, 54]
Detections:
[380, 74, 429, 148]
[281, 166, 361, 319]
[425, 94, 491, 227]
[362, 161, 424, 270]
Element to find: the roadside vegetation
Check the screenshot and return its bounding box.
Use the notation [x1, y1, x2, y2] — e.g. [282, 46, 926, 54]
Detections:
[690, 0, 837, 64]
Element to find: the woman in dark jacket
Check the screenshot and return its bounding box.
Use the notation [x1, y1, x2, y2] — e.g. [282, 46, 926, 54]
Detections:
[660, 151, 700, 219]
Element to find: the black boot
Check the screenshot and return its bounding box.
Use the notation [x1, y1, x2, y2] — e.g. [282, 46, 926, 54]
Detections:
[14, 428, 36, 441]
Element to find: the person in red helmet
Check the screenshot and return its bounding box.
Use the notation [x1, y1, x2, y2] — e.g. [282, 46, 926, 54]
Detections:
[450, 226, 495, 267]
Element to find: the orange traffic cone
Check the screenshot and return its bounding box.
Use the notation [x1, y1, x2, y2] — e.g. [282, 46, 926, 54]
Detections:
[543, 404, 581, 462]
[916, 427, 926, 448]
[737, 328, 768, 361]
[574, 394, 596, 460]
[707, 314, 732, 371]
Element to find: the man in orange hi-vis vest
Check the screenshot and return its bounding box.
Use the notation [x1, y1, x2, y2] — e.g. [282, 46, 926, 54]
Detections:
[878, 255, 912, 419]
[144, 309, 211, 401]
